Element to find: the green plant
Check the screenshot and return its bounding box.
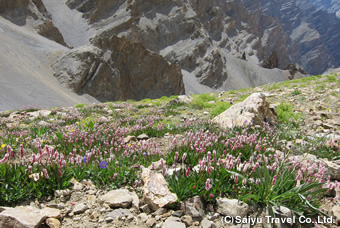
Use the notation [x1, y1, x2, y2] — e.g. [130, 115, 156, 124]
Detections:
[325, 75, 336, 82]
[75, 103, 85, 108]
[276, 103, 302, 126]
[241, 161, 327, 218]
[291, 89, 302, 96]
[211, 102, 232, 117]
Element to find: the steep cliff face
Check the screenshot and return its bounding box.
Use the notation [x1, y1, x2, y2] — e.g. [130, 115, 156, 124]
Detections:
[5, 0, 332, 104]
[242, 0, 340, 75]
[0, 0, 67, 46]
[65, 0, 292, 91]
[308, 0, 340, 18]
[52, 35, 184, 101]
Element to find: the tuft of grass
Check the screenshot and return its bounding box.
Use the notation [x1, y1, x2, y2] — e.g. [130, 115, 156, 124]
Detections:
[291, 89, 302, 96]
[210, 102, 232, 117]
[325, 75, 336, 82]
[315, 84, 326, 91]
[190, 93, 216, 110]
[276, 103, 302, 127]
[75, 103, 85, 108]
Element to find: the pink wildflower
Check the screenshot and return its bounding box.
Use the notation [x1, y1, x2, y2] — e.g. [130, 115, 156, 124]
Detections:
[186, 167, 190, 177]
[234, 174, 239, 184]
[205, 178, 212, 191]
[182, 153, 187, 162]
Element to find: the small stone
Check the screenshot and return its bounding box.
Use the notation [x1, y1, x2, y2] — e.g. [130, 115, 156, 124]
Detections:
[140, 204, 151, 214]
[201, 217, 216, 228]
[46, 218, 61, 228]
[127, 214, 134, 221]
[105, 217, 114, 223]
[180, 196, 205, 221]
[146, 218, 157, 227]
[332, 206, 340, 225]
[137, 134, 149, 140]
[323, 160, 340, 180]
[161, 211, 172, 219]
[181, 215, 193, 226]
[106, 208, 133, 221]
[137, 213, 148, 222]
[155, 215, 161, 221]
[216, 198, 249, 218]
[89, 211, 100, 221]
[162, 217, 186, 228]
[100, 208, 106, 213]
[72, 203, 88, 215]
[172, 210, 184, 217]
[125, 135, 137, 143]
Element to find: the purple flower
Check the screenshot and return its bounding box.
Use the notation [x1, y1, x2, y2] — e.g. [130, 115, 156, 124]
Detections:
[83, 155, 87, 163]
[100, 161, 108, 169]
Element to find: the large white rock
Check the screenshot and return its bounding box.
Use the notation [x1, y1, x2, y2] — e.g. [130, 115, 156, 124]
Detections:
[100, 189, 139, 209]
[213, 93, 277, 129]
[0, 206, 60, 228]
[141, 167, 178, 211]
[216, 198, 249, 218]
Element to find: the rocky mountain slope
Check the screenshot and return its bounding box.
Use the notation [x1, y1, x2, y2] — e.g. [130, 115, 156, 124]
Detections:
[308, 0, 340, 18]
[1, 0, 339, 107]
[242, 0, 340, 75]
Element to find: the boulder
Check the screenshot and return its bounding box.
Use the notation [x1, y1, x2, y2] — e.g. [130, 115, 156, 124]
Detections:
[0, 206, 60, 228]
[216, 198, 249, 218]
[213, 93, 277, 129]
[141, 167, 178, 211]
[180, 196, 205, 221]
[100, 189, 139, 209]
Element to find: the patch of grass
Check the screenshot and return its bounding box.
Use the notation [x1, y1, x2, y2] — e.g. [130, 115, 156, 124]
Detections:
[269, 84, 281, 90]
[330, 91, 338, 97]
[237, 94, 251, 102]
[291, 89, 302, 96]
[228, 90, 236, 95]
[210, 102, 232, 117]
[276, 103, 302, 127]
[315, 84, 326, 91]
[325, 75, 336, 82]
[190, 94, 216, 110]
[75, 103, 85, 108]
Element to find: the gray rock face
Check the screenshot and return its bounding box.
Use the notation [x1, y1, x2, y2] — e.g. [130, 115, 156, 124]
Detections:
[62, 0, 297, 92]
[243, 0, 340, 75]
[0, 0, 66, 46]
[213, 93, 277, 129]
[308, 0, 340, 18]
[52, 36, 184, 102]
